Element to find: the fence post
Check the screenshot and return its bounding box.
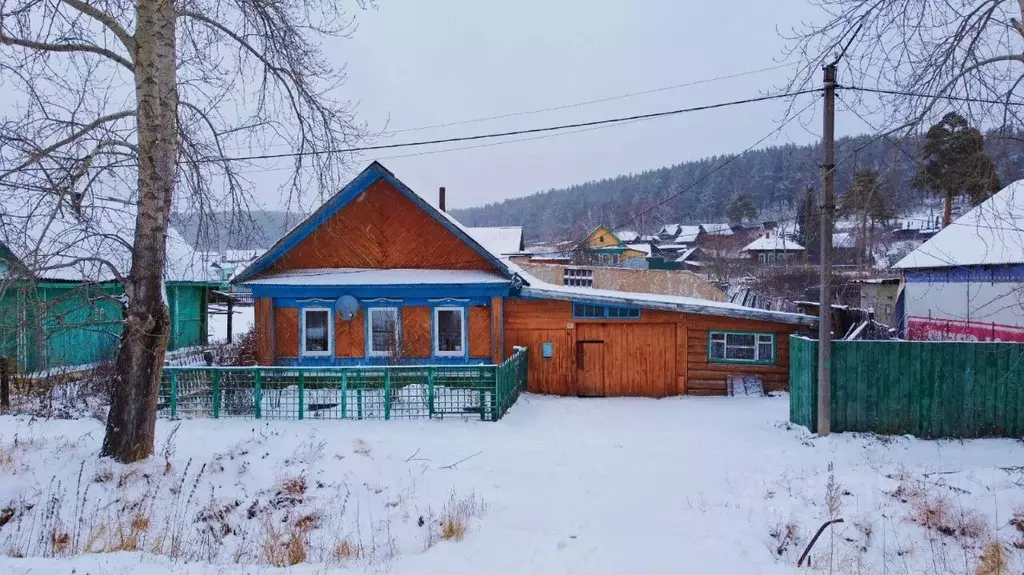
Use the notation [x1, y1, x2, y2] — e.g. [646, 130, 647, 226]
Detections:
[298, 370, 305, 420]
[427, 367, 435, 419]
[357, 387, 363, 420]
[384, 370, 391, 421]
[169, 369, 178, 419]
[254, 369, 262, 420]
[492, 366, 500, 422]
[0, 357, 9, 413]
[340, 372, 348, 419]
[211, 370, 221, 419]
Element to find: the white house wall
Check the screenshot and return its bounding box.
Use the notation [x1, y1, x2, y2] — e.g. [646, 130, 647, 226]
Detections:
[905, 280, 1024, 341]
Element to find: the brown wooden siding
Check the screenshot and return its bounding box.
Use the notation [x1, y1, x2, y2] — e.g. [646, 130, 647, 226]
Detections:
[336, 308, 365, 358]
[268, 180, 496, 273]
[576, 323, 675, 397]
[490, 296, 504, 364]
[685, 318, 793, 396]
[469, 306, 491, 359]
[274, 307, 299, 358]
[401, 306, 431, 358]
[254, 297, 273, 365]
[504, 298, 802, 397]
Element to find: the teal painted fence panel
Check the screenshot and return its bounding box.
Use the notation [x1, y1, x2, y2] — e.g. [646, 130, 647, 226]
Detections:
[788, 336, 817, 431]
[156, 353, 529, 422]
[790, 338, 1024, 438]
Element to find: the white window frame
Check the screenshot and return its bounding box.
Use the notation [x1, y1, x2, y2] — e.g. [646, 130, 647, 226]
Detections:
[709, 331, 776, 364]
[433, 306, 466, 357]
[367, 307, 400, 357]
[300, 307, 333, 357]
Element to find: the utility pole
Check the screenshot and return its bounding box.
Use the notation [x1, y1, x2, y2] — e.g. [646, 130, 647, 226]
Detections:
[817, 63, 836, 436]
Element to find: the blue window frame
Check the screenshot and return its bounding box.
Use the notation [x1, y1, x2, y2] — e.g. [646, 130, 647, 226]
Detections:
[573, 303, 641, 319]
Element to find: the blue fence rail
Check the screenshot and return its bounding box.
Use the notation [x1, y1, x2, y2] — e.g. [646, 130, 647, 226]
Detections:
[159, 347, 528, 422]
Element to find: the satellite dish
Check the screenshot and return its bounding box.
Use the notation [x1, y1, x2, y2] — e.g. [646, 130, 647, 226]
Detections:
[335, 295, 359, 320]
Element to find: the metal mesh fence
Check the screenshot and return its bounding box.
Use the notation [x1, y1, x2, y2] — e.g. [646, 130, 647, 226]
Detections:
[159, 349, 528, 422]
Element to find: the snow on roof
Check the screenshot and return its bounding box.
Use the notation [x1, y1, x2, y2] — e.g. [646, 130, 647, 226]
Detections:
[894, 180, 1024, 270]
[243, 268, 509, 286]
[833, 232, 855, 249]
[740, 235, 806, 252]
[496, 257, 813, 325]
[615, 229, 640, 242]
[466, 226, 524, 256]
[675, 247, 700, 262]
[222, 249, 264, 263]
[625, 243, 652, 256]
[518, 277, 813, 326]
[700, 223, 734, 236]
[0, 194, 214, 284]
[659, 224, 702, 242]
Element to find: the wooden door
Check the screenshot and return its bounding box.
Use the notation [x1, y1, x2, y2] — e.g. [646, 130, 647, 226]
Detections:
[576, 340, 605, 397]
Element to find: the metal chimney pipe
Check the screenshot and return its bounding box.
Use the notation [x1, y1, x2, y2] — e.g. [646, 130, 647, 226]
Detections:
[439, 186, 446, 212]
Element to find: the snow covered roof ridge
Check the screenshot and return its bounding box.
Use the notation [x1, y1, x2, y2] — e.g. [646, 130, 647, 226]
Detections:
[894, 179, 1024, 270]
[740, 235, 805, 252]
[0, 194, 214, 284]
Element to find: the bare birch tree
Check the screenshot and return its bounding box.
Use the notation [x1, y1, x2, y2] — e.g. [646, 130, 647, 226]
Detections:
[0, 0, 368, 462]
[782, 1, 1024, 131]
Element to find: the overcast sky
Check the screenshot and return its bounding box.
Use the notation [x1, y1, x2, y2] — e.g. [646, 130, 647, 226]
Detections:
[287, 0, 878, 212]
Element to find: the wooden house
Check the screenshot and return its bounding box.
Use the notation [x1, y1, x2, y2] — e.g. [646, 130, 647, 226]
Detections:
[573, 226, 649, 268]
[234, 162, 816, 396]
[740, 234, 806, 266]
[0, 198, 216, 373]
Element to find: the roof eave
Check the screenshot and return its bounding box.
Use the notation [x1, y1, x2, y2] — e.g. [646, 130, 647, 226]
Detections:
[521, 286, 817, 327]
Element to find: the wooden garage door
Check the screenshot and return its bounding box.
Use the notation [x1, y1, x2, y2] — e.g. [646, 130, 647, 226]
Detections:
[576, 323, 676, 397]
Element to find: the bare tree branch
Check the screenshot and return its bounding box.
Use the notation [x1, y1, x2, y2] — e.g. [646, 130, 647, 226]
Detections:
[0, 32, 134, 71]
[59, 0, 136, 55]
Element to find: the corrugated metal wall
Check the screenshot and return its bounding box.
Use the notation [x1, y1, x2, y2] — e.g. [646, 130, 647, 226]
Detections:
[789, 336, 1024, 438]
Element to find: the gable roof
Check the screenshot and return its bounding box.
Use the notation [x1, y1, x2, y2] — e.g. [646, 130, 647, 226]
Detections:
[466, 226, 524, 256]
[893, 180, 1024, 270]
[659, 224, 703, 242]
[741, 235, 806, 252]
[0, 195, 213, 284]
[578, 225, 624, 249]
[233, 162, 514, 283]
[700, 223, 734, 236]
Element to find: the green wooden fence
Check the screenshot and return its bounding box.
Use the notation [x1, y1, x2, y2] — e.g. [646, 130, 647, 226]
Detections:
[159, 347, 529, 422]
[790, 336, 1024, 438]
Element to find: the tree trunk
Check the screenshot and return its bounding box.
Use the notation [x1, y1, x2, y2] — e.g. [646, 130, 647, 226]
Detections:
[942, 193, 953, 228]
[101, 0, 178, 462]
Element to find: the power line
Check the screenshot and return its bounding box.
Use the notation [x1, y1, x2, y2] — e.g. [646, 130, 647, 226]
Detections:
[388, 63, 798, 134]
[205, 88, 822, 165]
[841, 85, 1024, 107]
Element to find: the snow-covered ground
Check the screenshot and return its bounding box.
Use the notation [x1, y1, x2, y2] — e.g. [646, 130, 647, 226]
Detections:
[208, 304, 255, 343]
[1, 395, 1022, 574]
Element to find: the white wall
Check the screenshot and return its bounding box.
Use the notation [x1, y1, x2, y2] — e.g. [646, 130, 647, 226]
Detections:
[905, 281, 1024, 341]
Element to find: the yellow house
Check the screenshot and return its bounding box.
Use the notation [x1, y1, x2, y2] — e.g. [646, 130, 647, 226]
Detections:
[576, 225, 650, 267]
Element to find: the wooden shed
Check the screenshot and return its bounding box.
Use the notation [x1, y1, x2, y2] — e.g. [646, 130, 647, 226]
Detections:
[503, 286, 813, 397]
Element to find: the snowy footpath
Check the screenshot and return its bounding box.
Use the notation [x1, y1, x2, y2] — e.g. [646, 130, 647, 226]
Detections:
[1, 394, 1022, 574]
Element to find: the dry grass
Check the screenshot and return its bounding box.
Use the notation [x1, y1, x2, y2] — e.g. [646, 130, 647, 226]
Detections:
[768, 520, 801, 557]
[261, 522, 308, 567]
[353, 439, 372, 457]
[423, 492, 485, 549]
[912, 494, 952, 533]
[975, 541, 1009, 575]
[333, 538, 362, 562]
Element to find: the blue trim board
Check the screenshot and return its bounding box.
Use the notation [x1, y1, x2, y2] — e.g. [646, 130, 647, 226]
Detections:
[233, 161, 514, 283]
[905, 264, 1024, 284]
[274, 356, 492, 367]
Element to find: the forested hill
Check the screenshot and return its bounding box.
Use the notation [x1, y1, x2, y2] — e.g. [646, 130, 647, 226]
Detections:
[450, 134, 1024, 242]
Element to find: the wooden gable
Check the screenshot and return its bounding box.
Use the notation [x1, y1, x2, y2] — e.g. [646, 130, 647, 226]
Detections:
[581, 226, 623, 249]
[270, 179, 497, 273]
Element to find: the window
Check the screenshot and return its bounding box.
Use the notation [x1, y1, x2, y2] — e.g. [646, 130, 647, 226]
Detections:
[883, 304, 892, 316]
[709, 331, 775, 364]
[368, 307, 399, 356]
[573, 303, 641, 319]
[758, 253, 767, 265]
[301, 308, 331, 356]
[564, 267, 594, 287]
[433, 307, 465, 356]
